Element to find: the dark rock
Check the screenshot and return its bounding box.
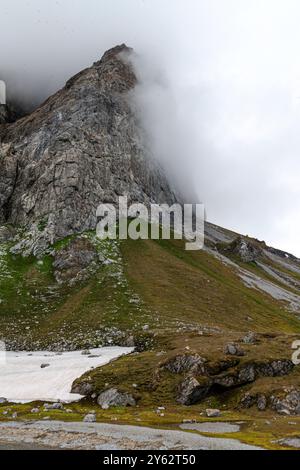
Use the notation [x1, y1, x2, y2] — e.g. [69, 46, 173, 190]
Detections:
[177, 376, 212, 405]
[97, 388, 136, 409]
[40, 363, 50, 369]
[71, 381, 94, 396]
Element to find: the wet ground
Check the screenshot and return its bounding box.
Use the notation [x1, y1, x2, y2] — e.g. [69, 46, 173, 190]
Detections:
[0, 421, 262, 450]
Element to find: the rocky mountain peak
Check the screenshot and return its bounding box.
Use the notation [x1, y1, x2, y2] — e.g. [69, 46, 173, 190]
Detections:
[65, 44, 136, 94]
[0, 45, 176, 254]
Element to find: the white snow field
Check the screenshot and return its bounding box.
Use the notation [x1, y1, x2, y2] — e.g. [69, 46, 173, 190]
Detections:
[0, 347, 134, 403]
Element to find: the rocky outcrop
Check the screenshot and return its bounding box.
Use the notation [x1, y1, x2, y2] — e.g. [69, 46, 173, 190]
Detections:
[174, 355, 294, 405]
[219, 236, 265, 263]
[241, 387, 300, 415]
[270, 388, 300, 415]
[53, 237, 99, 285]
[177, 376, 212, 405]
[0, 44, 176, 248]
[214, 360, 294, 389]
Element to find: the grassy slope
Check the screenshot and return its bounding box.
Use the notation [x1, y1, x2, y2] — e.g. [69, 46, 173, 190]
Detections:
[123, 238, 300, 333]
[1, 235, 299, 346]
[1, 234, 300, 449]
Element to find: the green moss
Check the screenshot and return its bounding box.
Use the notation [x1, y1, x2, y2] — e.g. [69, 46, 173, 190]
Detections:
[1, 229, 300, 445]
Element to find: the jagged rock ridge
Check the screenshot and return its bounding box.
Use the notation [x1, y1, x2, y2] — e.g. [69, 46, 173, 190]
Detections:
[0, 44, 176, 247]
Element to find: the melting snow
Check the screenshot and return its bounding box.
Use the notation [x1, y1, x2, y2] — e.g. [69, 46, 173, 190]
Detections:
[0, 347, 134, 403]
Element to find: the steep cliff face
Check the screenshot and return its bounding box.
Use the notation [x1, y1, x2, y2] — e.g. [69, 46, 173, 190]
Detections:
[0, 45, 176, 244]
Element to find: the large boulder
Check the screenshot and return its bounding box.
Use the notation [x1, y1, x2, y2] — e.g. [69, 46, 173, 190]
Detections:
[97, 388, 136, 409]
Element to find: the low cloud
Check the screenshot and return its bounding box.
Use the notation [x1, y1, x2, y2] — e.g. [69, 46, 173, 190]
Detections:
[1, 0, 300, 255]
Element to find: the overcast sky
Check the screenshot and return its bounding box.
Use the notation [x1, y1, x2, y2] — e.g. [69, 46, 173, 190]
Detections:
[1, 0, 300, 256]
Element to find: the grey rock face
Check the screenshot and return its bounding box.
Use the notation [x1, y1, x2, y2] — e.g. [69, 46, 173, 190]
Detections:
[0, 44, 176, 247]
[177, 376, 212, 405]
[97, 388, 136, 409]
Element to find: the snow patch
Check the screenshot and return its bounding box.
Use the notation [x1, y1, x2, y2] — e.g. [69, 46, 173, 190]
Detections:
[0, 347, 134, 403]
